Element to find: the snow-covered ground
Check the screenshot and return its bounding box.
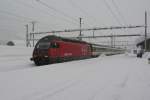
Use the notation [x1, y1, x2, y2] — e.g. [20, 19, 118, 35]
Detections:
[0, 46, 33, 72]
[0, 46, 150, 100]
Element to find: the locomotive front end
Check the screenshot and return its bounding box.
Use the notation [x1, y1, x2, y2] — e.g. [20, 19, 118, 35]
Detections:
[30, 35, 61, 66]
[31, 42, 50, 65]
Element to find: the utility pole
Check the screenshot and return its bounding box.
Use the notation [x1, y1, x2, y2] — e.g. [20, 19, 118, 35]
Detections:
[79, 17, 82, 40]
[111, 33, 113, 47]
[31, 21, 36, 47]
[145, 11, 147, 51]
[29, 33, 31, 47]
[114, 35, 115, 47]
[25, 24, 29, 47]
[93, 30, 95, 38]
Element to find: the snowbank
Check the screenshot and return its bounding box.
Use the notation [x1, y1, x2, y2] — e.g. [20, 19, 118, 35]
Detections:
[0, 46, 150, 100]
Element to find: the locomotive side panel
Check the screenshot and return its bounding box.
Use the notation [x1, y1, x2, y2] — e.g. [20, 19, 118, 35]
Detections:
[59, 41, 91, 59]
[60, 41, 83, 58]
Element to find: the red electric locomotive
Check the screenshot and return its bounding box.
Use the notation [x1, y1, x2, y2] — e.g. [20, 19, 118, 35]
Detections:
[30, 35, 93, 65]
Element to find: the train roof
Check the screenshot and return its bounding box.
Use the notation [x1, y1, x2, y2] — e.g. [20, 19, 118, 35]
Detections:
[39, 35, 88, 44]
[39, 35, 124, 51]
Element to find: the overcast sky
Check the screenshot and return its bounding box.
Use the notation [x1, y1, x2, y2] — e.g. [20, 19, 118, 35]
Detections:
[0, 0, 150, 42]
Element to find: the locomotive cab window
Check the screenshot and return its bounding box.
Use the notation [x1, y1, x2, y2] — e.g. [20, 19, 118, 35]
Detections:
[36, 42, 50, 49]
[51, 42, 59, 48]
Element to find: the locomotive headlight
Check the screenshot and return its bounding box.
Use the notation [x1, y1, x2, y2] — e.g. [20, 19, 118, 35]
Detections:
[44, 56, 48, 58]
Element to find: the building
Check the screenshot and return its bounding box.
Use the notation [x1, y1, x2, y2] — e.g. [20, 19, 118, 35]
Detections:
[136, 36, 150, 51]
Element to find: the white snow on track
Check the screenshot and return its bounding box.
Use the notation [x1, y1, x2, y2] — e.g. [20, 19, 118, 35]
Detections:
[0, 46, 150, 100]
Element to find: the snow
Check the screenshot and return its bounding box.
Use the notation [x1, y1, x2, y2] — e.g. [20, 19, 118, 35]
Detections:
[0, 46, 150, 100]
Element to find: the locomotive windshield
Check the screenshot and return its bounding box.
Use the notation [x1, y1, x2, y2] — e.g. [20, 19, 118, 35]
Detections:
[36, 42, 50, 49]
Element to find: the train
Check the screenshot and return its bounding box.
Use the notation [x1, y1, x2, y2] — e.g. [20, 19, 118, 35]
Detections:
[30, 35, 124, 65]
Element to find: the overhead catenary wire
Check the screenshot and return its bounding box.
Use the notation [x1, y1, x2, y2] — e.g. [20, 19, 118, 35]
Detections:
[66, 0, 104, 27]
[31, 25, 144, 34]
[111, 0, 130, 36]
[111, 0, 127, 25]
[102, 0, 123, 26]
[0, 9, 56, 31]
[14, 0, 79, 26]
[36, 0, 79, 24]
[102, 0, 132, 46]
[0, 9, 34, 22]
[0, 13, 28, 23]
[0, 0, 80, 34]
